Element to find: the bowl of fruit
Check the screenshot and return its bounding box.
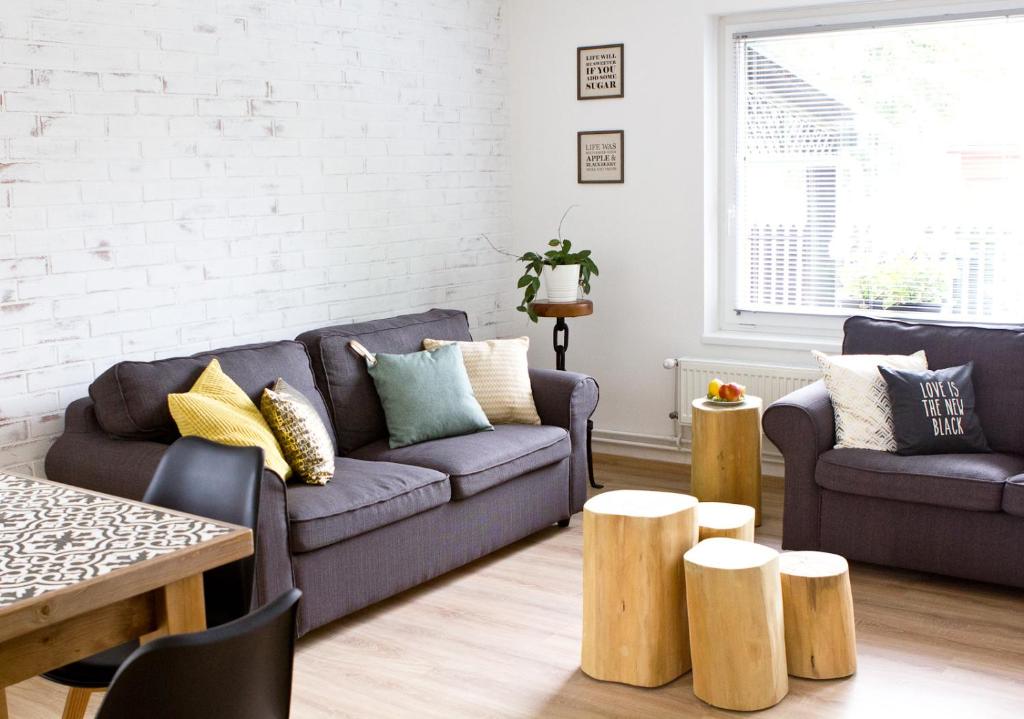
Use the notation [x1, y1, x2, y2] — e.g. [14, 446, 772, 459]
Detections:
[706, 378, 746, 405]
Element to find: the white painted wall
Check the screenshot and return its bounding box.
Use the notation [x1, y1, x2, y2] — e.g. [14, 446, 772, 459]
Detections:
[508, 0, 864, 450]
[0, 0, 516, 475]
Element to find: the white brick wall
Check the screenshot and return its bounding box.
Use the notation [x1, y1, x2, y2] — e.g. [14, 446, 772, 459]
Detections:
[0, 0, 517, 475]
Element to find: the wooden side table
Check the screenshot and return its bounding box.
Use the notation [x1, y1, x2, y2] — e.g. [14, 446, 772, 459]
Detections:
[582, 490, 699, 687]
[684, 537, 788, 711]
[779, 551, 857, 679]
[529, 299, 601, 489]
[690, 396, 763, 525]
[696, 502, 755, 542]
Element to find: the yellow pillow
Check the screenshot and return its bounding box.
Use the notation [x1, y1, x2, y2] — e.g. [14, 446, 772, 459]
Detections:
[422, 337, 541, 425]
[168, 358, 292, 481]
[261, 379, 335, 485]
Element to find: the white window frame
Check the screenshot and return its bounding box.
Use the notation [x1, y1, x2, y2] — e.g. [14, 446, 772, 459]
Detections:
[709, 0, 1024, 351]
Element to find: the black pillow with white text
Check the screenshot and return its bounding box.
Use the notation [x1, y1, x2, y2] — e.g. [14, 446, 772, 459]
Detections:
[878, 361, 990, 456]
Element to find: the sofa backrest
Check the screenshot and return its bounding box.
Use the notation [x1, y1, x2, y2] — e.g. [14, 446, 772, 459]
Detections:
[842, 316, 1024, 454]
[90, 341, 336, 450]
[296, 309, 473, 454]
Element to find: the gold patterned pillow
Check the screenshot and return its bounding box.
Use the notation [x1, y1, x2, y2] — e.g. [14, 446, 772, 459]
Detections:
[422, 337, 541, 425]
[260, 379, 335, 485]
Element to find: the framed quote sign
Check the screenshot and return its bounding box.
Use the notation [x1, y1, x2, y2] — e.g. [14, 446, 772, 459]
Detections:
[578, 130, 624, 184]
[577, 43, 624, 100]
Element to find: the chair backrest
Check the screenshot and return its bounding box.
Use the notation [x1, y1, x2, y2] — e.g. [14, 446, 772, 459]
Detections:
[144, 436, 264, 627]
[96, 588, 301, 719]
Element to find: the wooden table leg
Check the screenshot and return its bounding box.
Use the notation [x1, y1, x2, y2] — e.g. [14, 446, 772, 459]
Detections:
[144, 573, 206, 642]
[1, 687, 8, 719]
[61, 688, 94, 719]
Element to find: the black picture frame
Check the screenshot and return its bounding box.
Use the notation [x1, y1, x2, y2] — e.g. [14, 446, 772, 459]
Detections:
[577, 43, 624, 100]
[577, 130, 624, 184]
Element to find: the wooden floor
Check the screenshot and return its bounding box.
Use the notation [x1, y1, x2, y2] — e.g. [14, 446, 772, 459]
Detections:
[8, 455, 1024, 718]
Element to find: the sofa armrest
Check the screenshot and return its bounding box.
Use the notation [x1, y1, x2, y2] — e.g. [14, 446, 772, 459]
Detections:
[253, 470, 297, 608]
[762, 380, 835, 550]
[529, 368, 599, 513]
[44, 398, 168, 500]
[45, 398, 295, 609]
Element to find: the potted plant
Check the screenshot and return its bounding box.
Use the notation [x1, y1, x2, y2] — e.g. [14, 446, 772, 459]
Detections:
[482, 207, 600, 322]
[515, 237, 599, 321]
[840, 254, 947, 313]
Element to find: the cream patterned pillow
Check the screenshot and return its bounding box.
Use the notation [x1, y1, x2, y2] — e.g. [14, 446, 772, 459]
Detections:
[813, 349, 928, 452]
[422, 337, 541, 425]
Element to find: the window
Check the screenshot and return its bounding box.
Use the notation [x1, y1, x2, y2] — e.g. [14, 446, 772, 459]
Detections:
[726, 10, 1024, 324]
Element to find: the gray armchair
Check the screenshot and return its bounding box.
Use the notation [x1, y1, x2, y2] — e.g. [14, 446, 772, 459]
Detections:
[763, 316, 1024, 588]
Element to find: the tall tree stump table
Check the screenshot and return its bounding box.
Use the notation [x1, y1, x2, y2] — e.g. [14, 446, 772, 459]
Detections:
[690, 396, 763, 525]
[581, 490, 699, 687]
[530, 299, 601, 488]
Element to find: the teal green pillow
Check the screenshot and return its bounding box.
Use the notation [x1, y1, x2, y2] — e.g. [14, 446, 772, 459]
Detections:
[367, 343, 493, 448]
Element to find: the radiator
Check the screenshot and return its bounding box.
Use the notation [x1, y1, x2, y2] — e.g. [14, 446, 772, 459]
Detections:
[663, 357, 821, 426]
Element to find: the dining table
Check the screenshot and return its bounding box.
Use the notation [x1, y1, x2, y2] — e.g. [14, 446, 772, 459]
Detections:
[0, 472, 254, 719]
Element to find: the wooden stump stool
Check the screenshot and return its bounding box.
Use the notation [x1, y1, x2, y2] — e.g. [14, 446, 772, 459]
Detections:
[691, 396, 763, 525]
[684, 538, 788, 711]
[696, 502, 755, 541]
[779, 551, 857, 679]
[582, 490, 698, 687]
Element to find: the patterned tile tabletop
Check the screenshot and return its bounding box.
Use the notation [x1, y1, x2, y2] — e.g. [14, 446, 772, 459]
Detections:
[0, 474, 233, 609]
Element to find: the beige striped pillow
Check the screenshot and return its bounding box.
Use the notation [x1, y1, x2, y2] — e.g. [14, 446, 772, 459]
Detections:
[422, 337, 541, 425]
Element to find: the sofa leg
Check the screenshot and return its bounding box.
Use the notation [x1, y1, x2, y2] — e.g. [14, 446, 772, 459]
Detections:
[557, 518, 571, 528]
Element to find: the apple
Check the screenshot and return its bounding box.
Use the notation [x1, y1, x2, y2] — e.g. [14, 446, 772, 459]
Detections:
[707, 377, 724, 400]
[718, 382, 745, 402]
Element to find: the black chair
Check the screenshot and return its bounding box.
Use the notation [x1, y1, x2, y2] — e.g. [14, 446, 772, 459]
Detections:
[96, 588, 301, 719]
[45, 436, 265, 717]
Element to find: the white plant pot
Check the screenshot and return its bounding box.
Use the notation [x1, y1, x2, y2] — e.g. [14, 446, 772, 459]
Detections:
[543, 264, 581, 302]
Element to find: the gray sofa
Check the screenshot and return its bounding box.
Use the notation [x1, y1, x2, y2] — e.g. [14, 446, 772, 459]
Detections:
[763, 316, 1024, 588]
[45, 309, 599, 636]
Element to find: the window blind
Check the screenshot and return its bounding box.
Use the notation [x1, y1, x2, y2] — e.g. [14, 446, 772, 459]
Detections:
[731, 13, 1024, 322]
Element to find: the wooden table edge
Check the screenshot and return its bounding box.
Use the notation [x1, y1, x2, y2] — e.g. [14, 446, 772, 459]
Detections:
[0, 526, 252, 643]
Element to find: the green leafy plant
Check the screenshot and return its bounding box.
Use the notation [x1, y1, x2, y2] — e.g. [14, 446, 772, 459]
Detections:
[481, 206, 601, 322]
[840, 254, 948, 310]
[515, 238, 599, 321]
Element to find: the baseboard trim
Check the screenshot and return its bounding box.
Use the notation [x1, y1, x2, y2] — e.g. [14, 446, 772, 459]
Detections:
[591, 428, 785, 478]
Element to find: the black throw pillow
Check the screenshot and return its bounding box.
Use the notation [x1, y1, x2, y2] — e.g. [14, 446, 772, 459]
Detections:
[878, 362, 989, 456]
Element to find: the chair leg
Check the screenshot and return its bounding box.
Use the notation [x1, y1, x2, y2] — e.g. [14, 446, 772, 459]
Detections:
[61, 687, 95, 719]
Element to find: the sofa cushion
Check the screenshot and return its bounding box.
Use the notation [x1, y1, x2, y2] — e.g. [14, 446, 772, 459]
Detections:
[842, 316, 1024, 455]
[287, 458, 449, 553]
[297, 309, 473, 454]
[816, 448, 1024, 512]
[349, 424, 570, 500]
[90, 341, 335, 450]
[1003, 475, 1024, 518]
